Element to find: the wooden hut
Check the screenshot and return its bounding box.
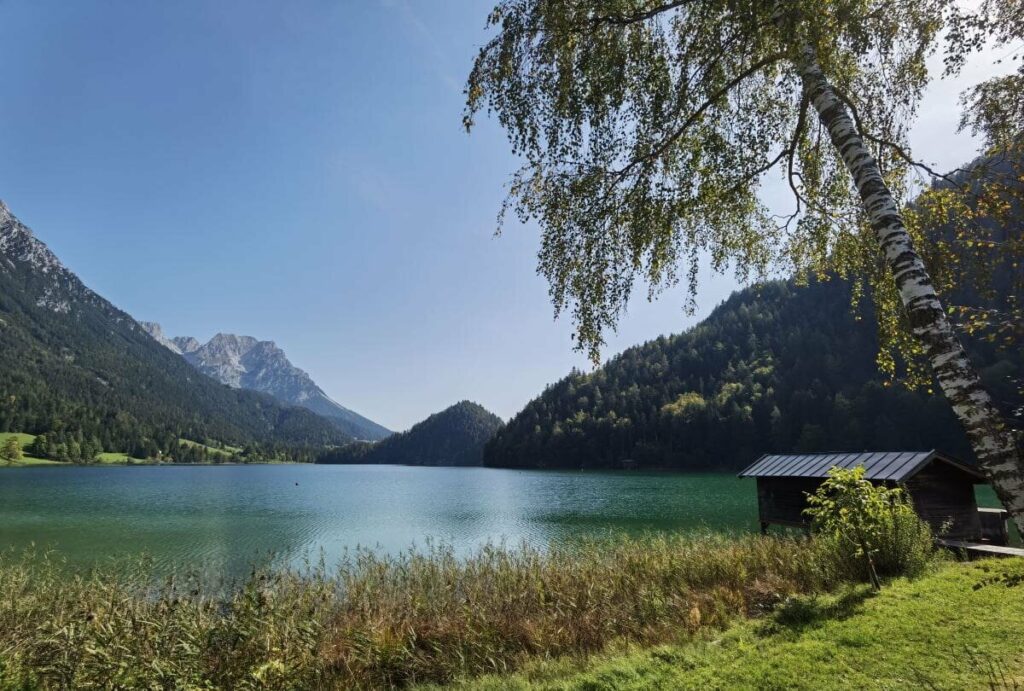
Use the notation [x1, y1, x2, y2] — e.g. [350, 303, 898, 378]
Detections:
[738, 450, 990, 541]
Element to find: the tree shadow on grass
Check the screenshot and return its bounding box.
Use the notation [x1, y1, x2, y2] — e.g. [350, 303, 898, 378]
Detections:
[756, 586, 877, 638]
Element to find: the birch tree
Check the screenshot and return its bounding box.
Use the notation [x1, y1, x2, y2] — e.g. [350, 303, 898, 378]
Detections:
[464, 0, 1024, 531]
[933, 0, 1024, 370]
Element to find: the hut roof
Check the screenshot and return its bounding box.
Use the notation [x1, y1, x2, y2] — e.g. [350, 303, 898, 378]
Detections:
[737, 450, 986, 483]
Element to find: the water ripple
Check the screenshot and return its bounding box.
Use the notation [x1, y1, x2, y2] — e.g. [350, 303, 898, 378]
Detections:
[0, 465, 759, 577]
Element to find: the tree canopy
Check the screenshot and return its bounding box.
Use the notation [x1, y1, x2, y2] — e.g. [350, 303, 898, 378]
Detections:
[467, 0, 1024, 528]
[465, 0, 950, 362]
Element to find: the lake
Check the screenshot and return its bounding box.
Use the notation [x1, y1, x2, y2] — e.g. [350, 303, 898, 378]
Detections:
[0, 465, 759, 577]
[3, 464, 1010, 578]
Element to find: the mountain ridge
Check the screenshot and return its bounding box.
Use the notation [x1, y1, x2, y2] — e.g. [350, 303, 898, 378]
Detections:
[484, 277, 1021, 471]
[141, 323, 391, 441]
[0, 200, 351, 460]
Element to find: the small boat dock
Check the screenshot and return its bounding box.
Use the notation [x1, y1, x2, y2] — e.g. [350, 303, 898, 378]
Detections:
[935, 538, 1024, 559]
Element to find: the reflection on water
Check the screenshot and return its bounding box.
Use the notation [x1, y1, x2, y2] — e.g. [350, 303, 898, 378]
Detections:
[0, 465, 760, 577]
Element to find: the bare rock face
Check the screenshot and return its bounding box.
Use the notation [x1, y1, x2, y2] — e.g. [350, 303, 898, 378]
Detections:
[0, 200, 66, 277]
[0, 199, 108, 316]
[139, 322, 183, 354]
[171, 336, 201, 354]
[186, 333, 261, 388]
[139, 324, 203, 357]
[144, 325, 391, 441]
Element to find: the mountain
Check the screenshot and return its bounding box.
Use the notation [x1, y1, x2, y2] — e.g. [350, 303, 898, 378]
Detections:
[485, 153, 1024, 472]
[318, 401, 504, 466]
[484, 277, 1022, 471]
[0, 200, 351, 460]
[141, 326, 391, 441]
[138, 321, 184, 353]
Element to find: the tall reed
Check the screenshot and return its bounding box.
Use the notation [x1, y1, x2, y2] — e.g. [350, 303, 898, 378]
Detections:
[0, 532, 930, 689]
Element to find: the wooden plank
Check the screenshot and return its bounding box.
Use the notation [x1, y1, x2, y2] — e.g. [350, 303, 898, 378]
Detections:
[905, 463, 983, 541]
[935, 538, 1024, 558]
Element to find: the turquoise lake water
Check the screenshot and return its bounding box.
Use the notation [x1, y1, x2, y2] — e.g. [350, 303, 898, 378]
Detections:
[1, 464, 1008, 578]
[0, 465, 759, 576]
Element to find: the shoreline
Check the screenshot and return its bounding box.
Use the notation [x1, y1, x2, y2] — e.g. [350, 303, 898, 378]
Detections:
[1, 459, 306, 468]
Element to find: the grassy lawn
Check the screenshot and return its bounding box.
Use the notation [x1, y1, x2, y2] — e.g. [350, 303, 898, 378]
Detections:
[0, 434, 248, 466]
[0, 432, 145, 465]
[95, 451, 146, 464]
[0, 432, 59, 465]
[178, 438, 241, 459]
[458, 558, 1024, 690]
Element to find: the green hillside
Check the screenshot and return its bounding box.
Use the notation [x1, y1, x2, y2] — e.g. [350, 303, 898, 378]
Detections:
[0, 202, 350, 462]
[319, 401, 504, 466]
[484, 277, 1022, 470]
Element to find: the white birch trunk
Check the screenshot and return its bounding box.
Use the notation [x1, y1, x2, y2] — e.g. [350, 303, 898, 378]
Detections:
[791, 45, 1024, 535]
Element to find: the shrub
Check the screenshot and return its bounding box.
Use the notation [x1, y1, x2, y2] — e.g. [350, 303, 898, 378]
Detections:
[805, 466, 935, 588]
[0, 437, 21, 464]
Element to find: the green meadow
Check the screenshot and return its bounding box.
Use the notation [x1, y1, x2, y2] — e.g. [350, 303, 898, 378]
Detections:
[457, 558, 1024, 690]
[0, 432, 57, 466]
[0, 432, 242, 466]
[3, 526, 1002, 690]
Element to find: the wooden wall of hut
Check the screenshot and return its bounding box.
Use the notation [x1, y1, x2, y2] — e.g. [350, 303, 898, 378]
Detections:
[902, 463, 982, 541]
[755, 477, 822, 528]
[754, 465, 982, 541]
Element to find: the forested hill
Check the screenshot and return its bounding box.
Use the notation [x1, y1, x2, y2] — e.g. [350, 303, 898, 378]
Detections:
[484, 278, 1022, 471]
[0, 201, 350, 461]
[319, 401, 504, 467]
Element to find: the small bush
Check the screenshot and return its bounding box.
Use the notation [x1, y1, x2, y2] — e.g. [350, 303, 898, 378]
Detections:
[805, 466, 936, 587]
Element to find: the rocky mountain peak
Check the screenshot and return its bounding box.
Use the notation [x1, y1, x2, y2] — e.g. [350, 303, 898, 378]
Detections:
[208, 332, 260, 351]
[140, 322, 183, 354]
[0, 200, 101, 315]
[0, 200, 69, 278]
[141, 325, 391, 440]
[0, 200, 351, 452]
[171, 336, 201, 354]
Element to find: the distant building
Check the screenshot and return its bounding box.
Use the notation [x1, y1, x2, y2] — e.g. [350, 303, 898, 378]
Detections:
[738, 450, 1005, 543]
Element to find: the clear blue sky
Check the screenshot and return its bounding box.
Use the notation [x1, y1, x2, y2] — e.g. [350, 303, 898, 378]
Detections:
[0, 1, 1001, 431]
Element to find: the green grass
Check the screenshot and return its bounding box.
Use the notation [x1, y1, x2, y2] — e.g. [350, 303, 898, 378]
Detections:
[0, 432, 59, 465]
[0, 534, 873, 689]
[94, 451, 146, 464]
[0, 432, 146, 465]
[458, 558, 1024, 690]
[0, 432, 251, 466]
[178, 437, 241, 458]
[1, 534, 1015, 690]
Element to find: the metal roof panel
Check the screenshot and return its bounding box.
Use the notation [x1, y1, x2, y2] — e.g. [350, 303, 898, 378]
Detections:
[881, 451, 934, 481]
[736, 450, 957, 481]
[790, 453, 823, 476]
[870, 451, 912, 478]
